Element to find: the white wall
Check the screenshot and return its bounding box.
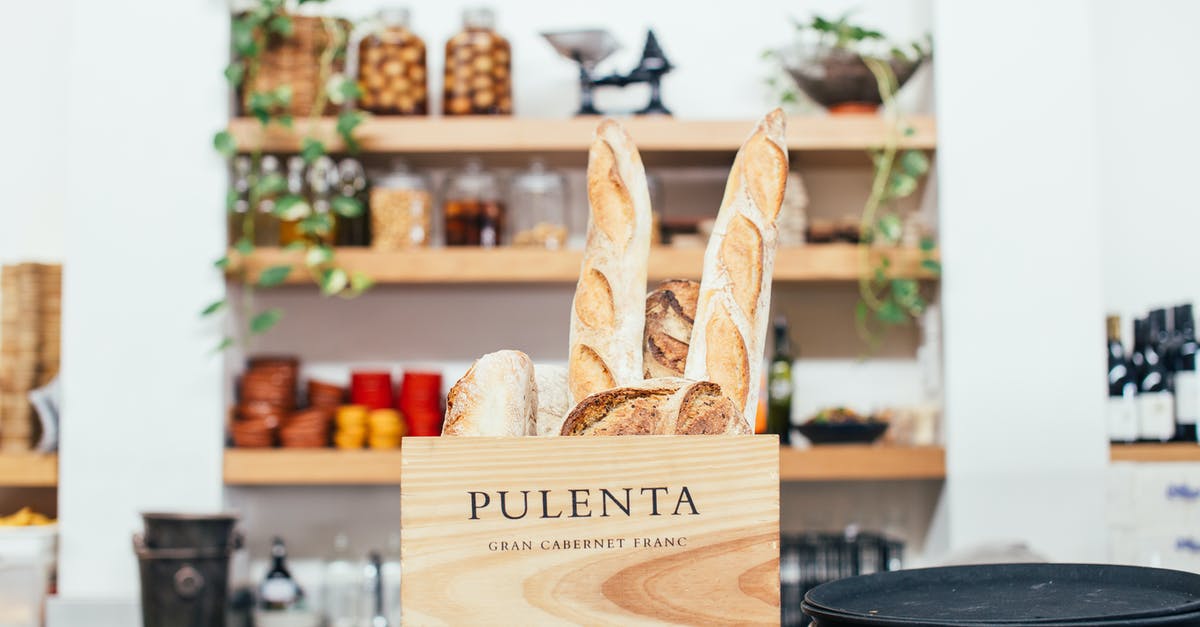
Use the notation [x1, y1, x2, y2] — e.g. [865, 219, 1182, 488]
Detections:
[933, 0, 1108, 561]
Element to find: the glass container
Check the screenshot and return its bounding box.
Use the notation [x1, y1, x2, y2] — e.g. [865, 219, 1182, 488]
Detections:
[442, 7, 512, 115]
[369, 160, 433, 249]
[336, 159, 370, 246]
[442, 158, 504, 247]
[278, 156, 308, 247]
[254, 155, 282, 247]
[357, 8, 428, 115]
[228, 156, 252, 246]
[509, 159, 567, 249]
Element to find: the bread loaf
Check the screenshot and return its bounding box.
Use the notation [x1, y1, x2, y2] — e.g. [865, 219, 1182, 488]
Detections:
[567, 120, 653, 405]
[684, 110, 789, 431]
[560, 377, 750, 436]
[442, 350, 536, 436]
[643, 279, 699, 378]
[533, 364, 569, 437]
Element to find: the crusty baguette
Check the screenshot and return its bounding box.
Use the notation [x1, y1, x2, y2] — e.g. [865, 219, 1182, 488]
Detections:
[442, 350, 536, 436]
[567, 120, 653, 405]
[533, 364, 569, 436]
[643, 279, 699, 378]
[560, 377, 750, 436]
[684, 110, 789, 431]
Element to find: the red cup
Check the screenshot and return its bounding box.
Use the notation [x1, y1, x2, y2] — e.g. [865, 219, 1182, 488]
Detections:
[351, 371, 393, 410]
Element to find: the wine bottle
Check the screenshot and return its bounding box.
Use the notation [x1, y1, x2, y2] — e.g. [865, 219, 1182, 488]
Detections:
[1106, 315, 1137, 443]
[260, 537, 304, 611]
[767, 317, 794, 445]
[1138, 313, 1175, 441]
[323, 533, 360, 627]
[1173, 303, 1199, 441]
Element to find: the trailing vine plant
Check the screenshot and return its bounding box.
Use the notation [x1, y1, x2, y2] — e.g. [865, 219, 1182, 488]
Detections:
[203, 0, 373, 351]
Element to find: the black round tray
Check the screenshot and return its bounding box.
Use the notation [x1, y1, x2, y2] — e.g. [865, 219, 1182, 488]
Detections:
[802, 563, 1200, 626]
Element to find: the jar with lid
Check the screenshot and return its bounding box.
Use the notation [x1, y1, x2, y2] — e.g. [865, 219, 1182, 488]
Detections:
[442, 158, 505, 247]
[509, 159, 567, 249]
[278, 156, 308, 247]
[442, 7, 512, 116]
[254, 155, 281, 247]
[369, 160, 433, 249]
[228, 156, 252, 246]
[357, 8, 427, 115]
[307, 156, 339, 246]
[336, 158, 370, 247]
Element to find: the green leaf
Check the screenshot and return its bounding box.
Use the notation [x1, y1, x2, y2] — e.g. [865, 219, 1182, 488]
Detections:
[921, 259, 942, 274]
[254, 173, 287, 198]
[223, 62, 245, 86]
[888, 172, 918, 198]
[877, 213, 902, 243]
[258, 264, 292, 287]
[332, 196, 363, 218]
[305, 245, 333, 267]
[225, 188, 238, 211]
[919, 236, 936, 252]
[899, 150, 929, 176]
[213, 337, 235, 353]
[275, 114, 293, 129]
[349, 271, 374, 294]
[234, 238, 255, 256]
[273, 85, 293, 108]
[320, 268, 348, 295]
[300, 213, 333, 236]
[873, 265, 886, 284]
[877, 300, 907, 325]
[336, 111, 367, 152]
[248, 91, 274, 125]
[232, 19, 259, 57]
[250, 308, 283, 334]
[273, 195, 308, 220]
[214, 256, 231, 269]
[201, 299, 226, 316]
[903, 126, 916, 137]
[283, 240, 308, 252]
[213, 131, 236, 158]
[300, 138, 325, 163]
[891, 278, 920, 308]
[855, 300, 868, 326]
[268, 14, 293, 36]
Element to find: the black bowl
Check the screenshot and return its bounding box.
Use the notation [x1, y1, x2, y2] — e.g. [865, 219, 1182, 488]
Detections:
[780, 47, 924, 112]
[795, 421, 888, 444]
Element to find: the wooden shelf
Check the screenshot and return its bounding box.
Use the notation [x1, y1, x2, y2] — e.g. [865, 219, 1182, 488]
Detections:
[0, 453, 58, 488]
[1110, 443, 1200, 462]
[224, 445, 944, 485]
[230, 244, 937, 285]
[227, 115, 936, 166]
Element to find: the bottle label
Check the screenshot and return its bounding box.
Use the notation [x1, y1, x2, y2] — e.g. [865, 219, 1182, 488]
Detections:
[1108, 396, 1138, 442]
[261, 579, 298, 605]
[1138, 391, 1176, 441]
[1176, 371, 1200, 425]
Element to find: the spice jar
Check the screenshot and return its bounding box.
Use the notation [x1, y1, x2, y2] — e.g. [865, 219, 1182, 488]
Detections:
[357, 8, 428, 115]
[442, 7, 512, 116]
[509, 160, 567, 249]
[336, 158, 370, 246]
[278, 156, 307, 247]
[254, 155, 282, 247]
[228, 156, 252, 246]
[442, 158, 505, 247]
[369, 160, 433, 249]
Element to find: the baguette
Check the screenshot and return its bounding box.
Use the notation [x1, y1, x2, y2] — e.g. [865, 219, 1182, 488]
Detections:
[533, 364, 569, 436]
[442, 350, 537, 437]
[560, 377, 749, 436]
[684, 110, 789, 430]
[643, 279, 699, 378]
[567, 120, 653, 405]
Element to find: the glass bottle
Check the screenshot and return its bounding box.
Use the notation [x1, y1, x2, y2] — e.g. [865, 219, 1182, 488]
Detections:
[382, 532, 402, 626]
[336, 158, 370, 246]
[509, 159, 567, 249]
[308, 156, 339, 246]
[228, 156, 252, 247]
[442, 158, 504, 247]
[767, 316, 794, 445]
[370, 160, 433, 250]
[323, 533, 360, 627]
[278, 156, 308, 246]
[357, 8, 428, 115]
[442, 7, 512, 115]
[260, 537, 304, 612]
[254, 155, 282, 247]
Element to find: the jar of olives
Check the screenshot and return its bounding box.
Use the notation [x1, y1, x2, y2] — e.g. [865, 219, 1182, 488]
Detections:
[357, 8, 428, 115]
[442, 7, 512, 116]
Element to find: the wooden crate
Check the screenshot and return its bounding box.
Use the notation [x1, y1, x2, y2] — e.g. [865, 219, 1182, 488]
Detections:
[401, 435, 780, 625]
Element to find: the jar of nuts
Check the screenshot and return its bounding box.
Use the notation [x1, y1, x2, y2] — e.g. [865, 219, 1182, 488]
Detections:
[443, 7, 512, 116]
[509, 160, 567, 249]
[357, 8, 428, 115]
[369, 160, 433, 249]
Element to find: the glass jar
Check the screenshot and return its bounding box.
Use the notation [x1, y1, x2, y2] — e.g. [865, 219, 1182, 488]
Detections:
[307, 156, 339, 246]
[442, 158, 505, 247]
[228, 156, 252, 246]
[369, 160, 433, 249]
[336, 158, 370, 246]
[442, 7, 512, 116]
[509, 160, 567, 249]
[254, 155, 281, 247]
[357, 8, 428, 115]
[278, 156, 307, 246]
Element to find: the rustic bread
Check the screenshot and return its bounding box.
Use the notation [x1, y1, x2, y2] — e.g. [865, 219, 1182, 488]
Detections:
[567, 120, 653, 405]
[560, 377, 750, 436]
[533, 364, 569, 437]
[643, 279, 700, 378]
[442, 350, 536, 437]
[684, 110, 789, 431]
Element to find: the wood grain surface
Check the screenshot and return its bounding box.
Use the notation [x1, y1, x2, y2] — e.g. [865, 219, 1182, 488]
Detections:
[401, 435, 780, 625]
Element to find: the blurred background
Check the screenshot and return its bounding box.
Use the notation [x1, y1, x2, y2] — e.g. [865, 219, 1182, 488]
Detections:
[0, 0, 1197, 625]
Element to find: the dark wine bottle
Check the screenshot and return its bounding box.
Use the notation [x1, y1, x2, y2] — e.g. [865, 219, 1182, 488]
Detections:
[1107, 315, 1137, 443]
[260, 537, 304, 611]
[1138, 312, 1175, 442]
[767, 317, 794, 445]
[1172, 303, 1199, 442]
